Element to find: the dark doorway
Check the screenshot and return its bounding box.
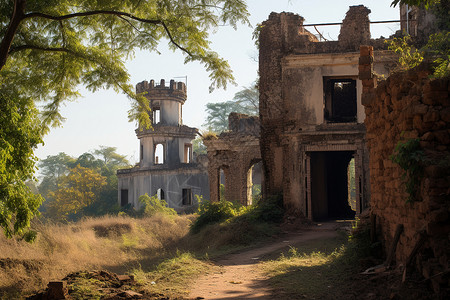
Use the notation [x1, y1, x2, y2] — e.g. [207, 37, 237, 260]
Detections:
[310, 151, 356, 221]
[120, 189, 128, 207]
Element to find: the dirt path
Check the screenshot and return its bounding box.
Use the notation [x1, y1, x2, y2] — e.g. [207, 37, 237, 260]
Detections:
[189, 222, 348, 300]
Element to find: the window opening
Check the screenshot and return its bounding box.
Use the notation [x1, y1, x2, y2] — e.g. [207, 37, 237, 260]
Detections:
[140, 144, 144, 161]
[157, 188, 165, 200]
[184, 143, 192, 163]
[347, 158, 356, 212]
[219, 168, 226, 201]
[154, 143, 165, 164]
[120, 189, 128, 207]
[247, 161, 262, 205]
[182, 188, 192, 205]
[324, 78, 357, 123]
[153, 107, 161, 124]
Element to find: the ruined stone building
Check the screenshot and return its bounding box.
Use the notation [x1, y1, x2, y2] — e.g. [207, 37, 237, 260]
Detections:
[203, 113, 262, 205]
[259, 6, 397, 221]
[117, 79, 209, 212]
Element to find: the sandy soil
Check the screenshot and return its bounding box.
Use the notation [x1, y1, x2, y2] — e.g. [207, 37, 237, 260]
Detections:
[189, 222, 346, 300]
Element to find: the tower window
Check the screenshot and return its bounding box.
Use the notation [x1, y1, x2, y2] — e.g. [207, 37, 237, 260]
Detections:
[154, 143, 165, 164]
[184, 143, 192, 163]
[153, 107, 161, 124]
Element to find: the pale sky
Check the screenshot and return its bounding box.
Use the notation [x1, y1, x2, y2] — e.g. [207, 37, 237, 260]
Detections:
[34, 0, 400, 165]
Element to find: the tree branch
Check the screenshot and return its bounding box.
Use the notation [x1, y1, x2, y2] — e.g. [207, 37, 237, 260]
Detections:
[24, 10, 161, 24]
[0, 0, 26, 70]
[23, 10, 194, 57]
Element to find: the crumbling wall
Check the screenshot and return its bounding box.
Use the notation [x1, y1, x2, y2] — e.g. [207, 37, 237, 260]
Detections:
[360, 46, 449, 294]
[259, 5, 388, 216]
[204, 114, 261, 205]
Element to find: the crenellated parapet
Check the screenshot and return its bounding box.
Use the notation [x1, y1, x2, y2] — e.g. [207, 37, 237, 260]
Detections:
[136, 79, 187, 104]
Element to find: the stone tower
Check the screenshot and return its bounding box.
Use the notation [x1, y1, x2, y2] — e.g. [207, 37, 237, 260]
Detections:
[117, 79, 209, 211]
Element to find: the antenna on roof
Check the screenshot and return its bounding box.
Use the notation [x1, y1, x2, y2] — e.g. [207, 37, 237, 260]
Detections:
[174, 76, 188, 88]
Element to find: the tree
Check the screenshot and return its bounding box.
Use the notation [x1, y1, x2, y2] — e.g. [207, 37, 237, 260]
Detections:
[203, 83, 259, 133]
[0, 92, 43, 240]
[232, 82, 259, 115]
[38, 152, 75, 199]
[203, 101, 241, 132]
[0, 0, 249, 237]
[94, 146, 129, 168]
[46, 165, 107, 221]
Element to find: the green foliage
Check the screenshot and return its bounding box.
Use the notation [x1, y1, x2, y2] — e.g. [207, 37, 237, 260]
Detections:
[390, 138, 425, 202]
[138, 193, 177, 217]
[38, 147, 130, 220]
[203, 83, 259, 133]
[46, 165, 107, 221]
[243, 194, 284, 223]
[190, 195, 238, 233]
[0, 90, 43, 239]
[192, 137, 207, 155]
[391, 0, 440, 9]
[387, 32, 450, 78]
[191, 193, 284, 233]
[423, 31, 450, 78]
[386, 36, 424, 69]
[0, 0, 250, 131]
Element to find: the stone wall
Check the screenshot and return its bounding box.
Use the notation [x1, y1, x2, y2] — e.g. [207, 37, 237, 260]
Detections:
[204, 113, 261, 205]
[360, 46, 449, 294]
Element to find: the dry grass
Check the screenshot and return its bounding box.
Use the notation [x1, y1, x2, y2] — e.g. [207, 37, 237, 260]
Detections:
[0, 214, 194, 298]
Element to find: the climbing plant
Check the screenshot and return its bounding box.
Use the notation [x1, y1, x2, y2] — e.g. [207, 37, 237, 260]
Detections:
[390, 138, 425, 202]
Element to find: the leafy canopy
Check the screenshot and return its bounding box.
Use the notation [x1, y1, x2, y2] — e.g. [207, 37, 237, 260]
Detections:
[0, 91, 43, 240]
[0, 0, 249, 238]
[0, 0, 250, 130]
[46, 165, 107, 221]
[203, 82, 258, 132]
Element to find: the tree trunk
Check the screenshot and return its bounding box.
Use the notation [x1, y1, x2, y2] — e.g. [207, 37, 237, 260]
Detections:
[0, 0, 26, 71]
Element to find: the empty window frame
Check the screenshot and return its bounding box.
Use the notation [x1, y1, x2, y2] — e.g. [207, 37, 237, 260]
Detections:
[140, 144, 144, 161]
[184, 143, 192, 163]
[182, 188, 192, 205]
[323, 77, 357, 123]
[153, 107, 161, 124]
[154, 143, 165, 164]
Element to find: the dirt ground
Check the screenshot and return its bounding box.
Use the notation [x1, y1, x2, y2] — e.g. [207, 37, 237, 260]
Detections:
[188, 222, 346, 300]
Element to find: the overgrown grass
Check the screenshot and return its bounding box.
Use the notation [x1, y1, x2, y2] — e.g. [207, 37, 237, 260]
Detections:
[0, 214, 193, 298]
[260, 222, 380, 299]
[132, 251, 215, 298]
[0, 203, 281, 299]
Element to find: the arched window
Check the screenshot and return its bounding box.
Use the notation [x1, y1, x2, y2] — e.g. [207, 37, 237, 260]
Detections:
[154, 143, 165, 164]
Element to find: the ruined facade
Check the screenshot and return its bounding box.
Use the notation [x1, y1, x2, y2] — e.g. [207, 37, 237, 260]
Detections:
[360, 47, 449, 295]
[117, 79, 209, 212]
[259, 6, 396, 221]
[204, 113, 261, 205]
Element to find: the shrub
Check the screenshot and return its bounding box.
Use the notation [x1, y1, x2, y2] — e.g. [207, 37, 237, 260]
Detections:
[190, 196, 238, 233]
[138, 194, 177, 217]
[243, 194, 284, 223]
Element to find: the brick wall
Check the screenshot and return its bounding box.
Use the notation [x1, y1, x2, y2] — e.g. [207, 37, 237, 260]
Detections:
[361, 46, 449, 293]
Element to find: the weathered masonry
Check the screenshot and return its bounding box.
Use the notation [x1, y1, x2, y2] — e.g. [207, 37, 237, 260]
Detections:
[117, 79, 209, 212]
[259, 6, 396, 221]
[203, 113, 262, 205]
